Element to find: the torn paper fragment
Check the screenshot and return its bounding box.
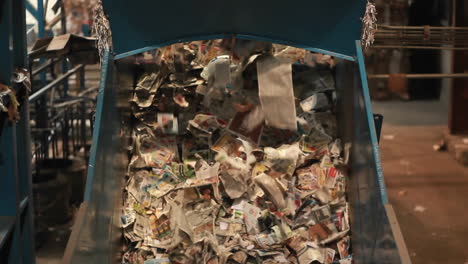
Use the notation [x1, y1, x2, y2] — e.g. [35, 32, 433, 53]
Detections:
[228, 108, 264, 144]
[300, 95, 318, 112]
[231, 251, 248, 263]
[214, 59, 231, 89]
[273, 254, 289, 263]
[211, 133, 241, 155]
[264, 143, 303, 161]
[324, 167, 339, 189]
[300, 93, 329, 112]
[339, 257, 353, 264]
[255, 233, 279, 248]
[243, 203, 261, 234]
[219, 170, 248, 199]
[134, 214, 150, 239]
[144, 258, 171, 264]
[195, 161, 220, 180]
[326, 248, 336, 264]
[157, 113, 178, 134]
[257, 56, 297, 131]
[254, 173, 286, 210]
[337, 236, 351, 259]
[298, 247, 325, 264]
[187, 114, 221, 136]
[201, 55, 231, 90]
[149, 214, 172, 241]
[173, 93, 189, 107]
[309, 223, 330, 241]
[240, 106, 265, 133]
[219, 222, 229, 231]
[121, 213, 136, 228]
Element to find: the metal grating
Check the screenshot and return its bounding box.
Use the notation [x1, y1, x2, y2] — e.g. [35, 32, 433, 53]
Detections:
[373, 25, 468, 50]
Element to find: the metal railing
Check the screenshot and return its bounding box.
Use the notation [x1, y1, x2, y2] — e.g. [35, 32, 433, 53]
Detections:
[29, 58, 96, 175]
[373, 25, 468, 50]
[368, 73, 468, 79]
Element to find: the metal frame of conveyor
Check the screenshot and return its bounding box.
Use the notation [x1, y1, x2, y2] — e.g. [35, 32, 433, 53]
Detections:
[63, 42, 412, 264]
[63, 0, 413, 263]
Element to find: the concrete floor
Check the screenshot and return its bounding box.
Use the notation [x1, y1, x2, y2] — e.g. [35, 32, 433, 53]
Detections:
[375, 100, 468, 264]
[372, 100, 449, 126]
[36, 223, 72, 264]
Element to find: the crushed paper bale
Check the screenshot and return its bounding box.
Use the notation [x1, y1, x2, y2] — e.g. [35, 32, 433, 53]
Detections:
[122, 39, 352, 264]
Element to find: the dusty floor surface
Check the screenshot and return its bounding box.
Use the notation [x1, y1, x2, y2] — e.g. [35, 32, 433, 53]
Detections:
[375, 99, 468, 264]
[380, 125, 468, 264]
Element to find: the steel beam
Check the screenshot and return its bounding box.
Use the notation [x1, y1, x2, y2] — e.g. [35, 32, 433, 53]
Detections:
[36, 0, 44, 37]
[0, 0, 36, 262]
[29, 64, 84, 102]
[368, 73, 468, 79]
[25, 0, 39, 21]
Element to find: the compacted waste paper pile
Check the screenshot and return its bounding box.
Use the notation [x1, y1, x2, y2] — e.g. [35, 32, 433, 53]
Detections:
[122, 39, 352, 264]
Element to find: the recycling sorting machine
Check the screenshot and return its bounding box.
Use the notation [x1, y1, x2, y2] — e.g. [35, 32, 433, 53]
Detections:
[62, 1, 412, 263]
[0, 0, 412, 263]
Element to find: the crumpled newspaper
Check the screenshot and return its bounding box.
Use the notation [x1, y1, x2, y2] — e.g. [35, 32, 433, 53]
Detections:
[0, 83, 19, 122]
[13, 68, 31, 92]
[257, 55, 297, 131]
[122, 39, 351, 264]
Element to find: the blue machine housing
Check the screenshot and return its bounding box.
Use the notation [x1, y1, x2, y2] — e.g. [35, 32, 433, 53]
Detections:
[64, 1, 412, 263]
[105, 0, 364, 61]
[0, 0, 36, 263]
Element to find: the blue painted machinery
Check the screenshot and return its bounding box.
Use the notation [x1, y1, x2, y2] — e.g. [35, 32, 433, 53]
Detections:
[0, 0, 36, 263]
[63, 0, 412, 263]
[1, 0, 95, 262]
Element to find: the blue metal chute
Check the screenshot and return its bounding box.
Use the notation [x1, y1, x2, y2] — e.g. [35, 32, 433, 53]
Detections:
[103, 0, 366, 60]
[63, 1, 412, 263]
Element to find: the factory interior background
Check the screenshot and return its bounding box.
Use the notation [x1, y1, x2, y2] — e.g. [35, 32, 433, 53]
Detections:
[1, 0, 467, 264]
